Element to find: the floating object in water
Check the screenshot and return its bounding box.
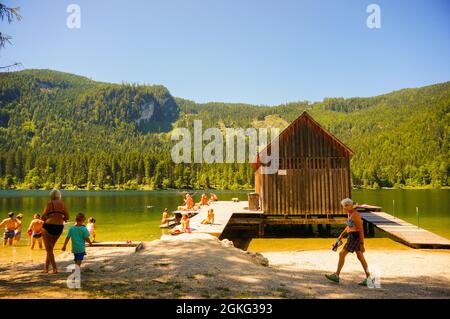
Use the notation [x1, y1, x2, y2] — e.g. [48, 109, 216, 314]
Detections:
[145, 205, 154, 208]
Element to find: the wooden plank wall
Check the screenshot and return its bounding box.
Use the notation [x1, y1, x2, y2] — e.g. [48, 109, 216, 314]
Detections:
[259, 119, 351, 216]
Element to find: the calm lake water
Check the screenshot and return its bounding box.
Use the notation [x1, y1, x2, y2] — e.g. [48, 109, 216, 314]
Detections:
[0, 189, 448, 263]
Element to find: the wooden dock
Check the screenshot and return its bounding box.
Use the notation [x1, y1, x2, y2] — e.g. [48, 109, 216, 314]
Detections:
[361, 211, 450, 249]
[190, 200, 262, 237]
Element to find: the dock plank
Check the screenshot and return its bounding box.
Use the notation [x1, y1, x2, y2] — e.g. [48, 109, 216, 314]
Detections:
[361, 211, 450, 249]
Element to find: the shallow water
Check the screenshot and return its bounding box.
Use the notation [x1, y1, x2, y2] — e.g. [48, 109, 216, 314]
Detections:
[0, 189, 448, 264]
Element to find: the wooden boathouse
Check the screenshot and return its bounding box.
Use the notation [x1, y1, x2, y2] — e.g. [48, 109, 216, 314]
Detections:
[252, 111, 353, 223]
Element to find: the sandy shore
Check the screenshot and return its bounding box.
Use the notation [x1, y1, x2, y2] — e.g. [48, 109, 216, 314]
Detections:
[0, 234, 449, 299]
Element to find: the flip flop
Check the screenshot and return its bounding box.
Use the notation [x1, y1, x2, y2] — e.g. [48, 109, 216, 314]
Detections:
[325, 273, 340, 283]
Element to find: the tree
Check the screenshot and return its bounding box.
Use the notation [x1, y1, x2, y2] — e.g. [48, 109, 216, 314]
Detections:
[0, 3, 22, 70]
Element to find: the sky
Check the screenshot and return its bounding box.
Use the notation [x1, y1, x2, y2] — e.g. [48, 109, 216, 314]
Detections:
[1, 0, 449, 105]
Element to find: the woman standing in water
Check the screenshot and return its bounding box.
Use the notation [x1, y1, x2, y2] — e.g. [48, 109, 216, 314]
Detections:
[41, 189, 69, 274]
[325, 198, 371, 286]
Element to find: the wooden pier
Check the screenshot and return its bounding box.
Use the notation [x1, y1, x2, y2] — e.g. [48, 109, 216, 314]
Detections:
[361, 211, 450, 249]
[190, 200, 262, 238]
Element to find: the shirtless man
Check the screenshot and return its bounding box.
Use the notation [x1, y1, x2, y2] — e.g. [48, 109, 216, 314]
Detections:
[0, 212, 18, 246]
[28, 213, 44, 249]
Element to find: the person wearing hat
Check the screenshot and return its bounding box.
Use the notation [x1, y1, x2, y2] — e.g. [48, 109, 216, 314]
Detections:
[325, 198, 371, 286]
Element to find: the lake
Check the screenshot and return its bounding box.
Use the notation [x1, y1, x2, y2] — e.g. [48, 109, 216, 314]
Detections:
[0, 189, 448, 263]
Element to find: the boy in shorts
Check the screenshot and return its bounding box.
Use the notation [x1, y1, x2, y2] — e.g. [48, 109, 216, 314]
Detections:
[62, 213, 93, 266]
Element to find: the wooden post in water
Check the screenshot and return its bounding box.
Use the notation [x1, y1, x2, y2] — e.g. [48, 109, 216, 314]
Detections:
[368, 223, 375, 237]
[258, 220, 265, 237]
[326, 224, 331, 236]
[363, 220, 368, 236]
[318, 224, 324, 235]
[416, 207, 419, 229]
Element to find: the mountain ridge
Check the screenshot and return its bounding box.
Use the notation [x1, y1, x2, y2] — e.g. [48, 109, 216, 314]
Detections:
[0, 69, 448, 190]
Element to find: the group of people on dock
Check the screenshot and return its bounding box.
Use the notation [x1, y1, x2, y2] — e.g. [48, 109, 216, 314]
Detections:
[163, 193, 218, 235]
[1, 189, 97, 273]
[177, 193, 218, 211]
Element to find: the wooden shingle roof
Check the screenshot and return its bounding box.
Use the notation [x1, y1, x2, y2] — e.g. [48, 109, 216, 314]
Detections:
[252, 111, 353, 169]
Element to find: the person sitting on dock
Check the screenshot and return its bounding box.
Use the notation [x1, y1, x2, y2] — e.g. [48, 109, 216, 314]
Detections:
[196, 194, 209, 207]
[0, 212, 18, 246]
[208, 193, 218, 204]
[178, 194, 194, 211]
[325, 198, 371, 286]
[86, 217, 96, 242]
[28, 213, 44, 249]
[62, 213, 93, 267]
[169, 212, 191, 235]
[201, 208, 215, 225]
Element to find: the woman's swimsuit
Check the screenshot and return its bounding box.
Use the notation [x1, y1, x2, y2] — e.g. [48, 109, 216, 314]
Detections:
[42, 223, 64, 236]
[42, 201, 66, 236]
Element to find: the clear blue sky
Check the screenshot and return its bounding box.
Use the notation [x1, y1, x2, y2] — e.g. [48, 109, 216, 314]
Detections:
[1, 0, 449, 105]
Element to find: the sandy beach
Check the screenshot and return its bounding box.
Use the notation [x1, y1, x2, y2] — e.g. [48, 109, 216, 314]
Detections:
[0, 233, 449, 299]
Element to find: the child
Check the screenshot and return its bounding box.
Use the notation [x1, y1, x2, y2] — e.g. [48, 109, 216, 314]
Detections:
[28, 213, 44, 249]
[14, 213, 23, 242]
[86, 217, 96, 242]
[169, 212, 191, 235]
[62, 213, 92, 266]
[201, 208, 215, 225]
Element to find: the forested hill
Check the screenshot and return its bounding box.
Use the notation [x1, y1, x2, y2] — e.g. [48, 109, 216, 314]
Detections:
[0, 69, 448, 190]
